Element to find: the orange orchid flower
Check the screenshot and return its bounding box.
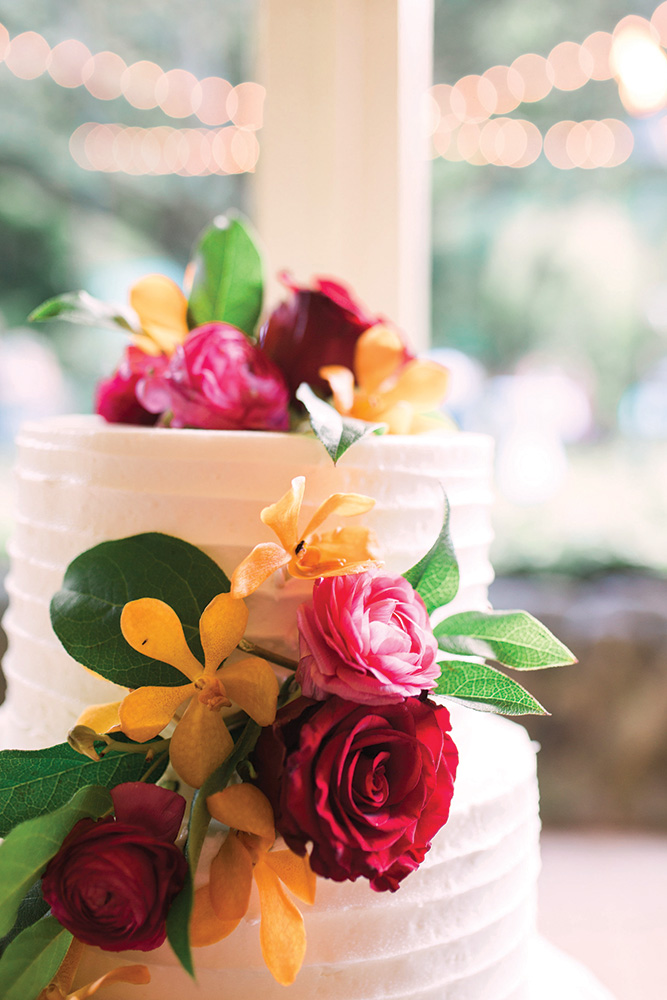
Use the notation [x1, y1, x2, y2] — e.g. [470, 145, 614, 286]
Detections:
[39, 939, 150, 999]
[320, 324, 450, 434]
[230, 476, 379, 599]
[190, 784, 316, 986]
[113, 593, 278, 788]
[127, 274, 189, 356]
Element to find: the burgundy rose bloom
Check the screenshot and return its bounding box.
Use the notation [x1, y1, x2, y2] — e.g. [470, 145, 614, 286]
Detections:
[95, 346, 168, 425]
[137, 322, 290, 431]
[42, 783, 187, 952]
[259, 273, 380, 399]
[297, 572, 439, 704]
[253, 695, 458, 892]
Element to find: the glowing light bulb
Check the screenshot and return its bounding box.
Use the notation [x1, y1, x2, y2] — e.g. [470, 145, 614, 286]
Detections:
[611, 27, 667, 115]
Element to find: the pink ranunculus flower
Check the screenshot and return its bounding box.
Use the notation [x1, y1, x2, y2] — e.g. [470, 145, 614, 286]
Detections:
[137, 322, 290, 431]
[95, 346, 169, 425]
[296, 571, 439, 704]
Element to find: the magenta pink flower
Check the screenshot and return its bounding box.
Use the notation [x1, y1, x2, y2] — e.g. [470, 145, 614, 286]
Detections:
[296, 571, 439, 704]
[259, 274, 381, 400]
[137, 322, 290, 430]
[95, 346, 168, 425]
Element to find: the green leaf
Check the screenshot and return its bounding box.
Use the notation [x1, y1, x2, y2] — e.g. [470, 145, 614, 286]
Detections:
[0, 915, 72, 1000]
[50, 532, 230, 689]
[0, 742, 167, 837]
[434, 610, 576, 670]
[403, 495, 459, 614]
[187, 213, 263, 335]
[0, 883, 49, 958]
[28, 290, 138, 333]
[166, 720, 261, 978]
[436, 659, 547, 715]
[0, 785, 111, 937]
[296, 383, 386, 464]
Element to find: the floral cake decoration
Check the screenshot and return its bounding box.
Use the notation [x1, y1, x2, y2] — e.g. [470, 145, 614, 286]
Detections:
[0, 219, 576, 998]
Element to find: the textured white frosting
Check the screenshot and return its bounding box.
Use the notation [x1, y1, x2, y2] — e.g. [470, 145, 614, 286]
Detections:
[1, 415, 494, 749]
[0, 415, 612, 1000]
[75, 703, 541, 1000]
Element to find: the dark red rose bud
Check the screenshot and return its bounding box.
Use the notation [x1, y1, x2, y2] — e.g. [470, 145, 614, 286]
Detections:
[95, 346, 168, 425]
[253, 695, 458, 892]
[42, 784, 187, 952]
[259, 273, 380, 399]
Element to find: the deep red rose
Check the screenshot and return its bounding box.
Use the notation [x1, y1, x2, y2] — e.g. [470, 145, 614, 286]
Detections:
[258, 273, 380, 399]
[95, 346, 168, 425]
[137, 322, 290, 431]
[253, 695, 458, 892]
[42, 783, 187, 952]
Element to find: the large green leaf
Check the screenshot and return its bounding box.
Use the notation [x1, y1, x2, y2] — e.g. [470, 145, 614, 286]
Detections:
[50, 533, 231, 688]
[0, 883, 49, 959]
[0, 742, 167, 837]
[434, 610, 576, 670]
[436, 659, 547, 715]
[28, 290, 138, 333]
[0, 915, 72, 1000]
[295, 383, 386, 464]
[403, 496, 459, 614]
[0, 785, 111, 937]
[187, 214, 263, 336]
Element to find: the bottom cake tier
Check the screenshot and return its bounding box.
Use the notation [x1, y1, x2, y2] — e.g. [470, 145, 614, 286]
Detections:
[74, 705, 545, 1000]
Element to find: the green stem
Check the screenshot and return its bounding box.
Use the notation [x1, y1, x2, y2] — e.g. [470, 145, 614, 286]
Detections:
[101, 736, 171, 757]
[237, 638, 297, 671]
[140, 750, 170, 784]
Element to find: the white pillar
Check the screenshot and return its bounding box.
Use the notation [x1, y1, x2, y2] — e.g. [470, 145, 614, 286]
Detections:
[254, 0, 433, 348]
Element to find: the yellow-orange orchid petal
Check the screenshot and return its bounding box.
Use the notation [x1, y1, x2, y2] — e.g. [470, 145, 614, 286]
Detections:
[262, 849, 316, 906]
[374, 400, 414, 435]
[380, 358, 449, 412]
[206, 783, 275, 840]
[319, 364, 355, 413]
[354, 324, 405, 392]
[76, 701, 122, 734]
[199, 593, 249, 674]
[120, 599, 202, 681]
[209, 832, 254, 921]
[260, 477, 304, 551]
[301, 491, 375, 540]
[129, 274, 189, 355]
[255, 860, 307, 986]
[221, 658, 278, 727]
[191, 885, 240, 947]
[308, 526, 378, 566]
[39, 939, 85, 1000]
[169, 696, 233, 787]
[230, 543, 291, 599]
[69, 965, 151, 999]
[119, 683, 194, 742]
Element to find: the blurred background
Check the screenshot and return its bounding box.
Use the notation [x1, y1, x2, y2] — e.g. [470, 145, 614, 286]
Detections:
[0, 2, 665, 997]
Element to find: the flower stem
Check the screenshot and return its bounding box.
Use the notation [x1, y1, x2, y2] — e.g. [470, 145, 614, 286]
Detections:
[140, 750, 170, 784]
[237, 638, 298, 671]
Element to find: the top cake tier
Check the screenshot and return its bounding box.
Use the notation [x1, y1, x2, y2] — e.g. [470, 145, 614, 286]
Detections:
[2, 416, 495, 749]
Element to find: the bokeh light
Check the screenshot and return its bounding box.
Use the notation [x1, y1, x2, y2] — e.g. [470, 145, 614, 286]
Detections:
[611, 23, 667, 116]
[226, 82, 266, 130]
[548, 41, 593, 91]
[581, 31, 614, 82]
[121, 60, 163, 110]
[544, 118, 633, 169]
[69, 122, 258, 176]
[509, 53, 554, 103]
[82, 51, 126, 101]
[4, 30, 50, 80]
[155, 68, 200, 119]
[482, 66, 520, 114]
[197, 76, 233, 126]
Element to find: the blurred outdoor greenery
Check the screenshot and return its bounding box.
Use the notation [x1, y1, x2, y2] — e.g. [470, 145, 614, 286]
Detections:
[0, 0, 666, 577]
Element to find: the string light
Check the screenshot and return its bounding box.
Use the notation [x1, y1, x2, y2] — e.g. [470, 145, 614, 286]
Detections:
[69, 122, 259, 176]
[430, 2, 667, 168]
[0, 21, 265, 131]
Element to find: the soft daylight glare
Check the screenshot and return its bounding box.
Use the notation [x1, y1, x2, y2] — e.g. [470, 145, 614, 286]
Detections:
[612, 26, 667, 115]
